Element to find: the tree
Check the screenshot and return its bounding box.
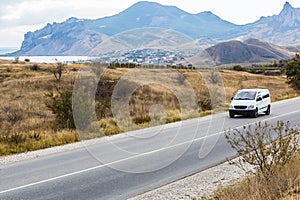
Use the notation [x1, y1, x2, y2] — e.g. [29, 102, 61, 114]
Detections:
[285, 54, 300, 90]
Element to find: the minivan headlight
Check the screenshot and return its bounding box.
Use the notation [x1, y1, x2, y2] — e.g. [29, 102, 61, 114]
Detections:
[248, 105, 255, 109]
[229, 104, 234, 109]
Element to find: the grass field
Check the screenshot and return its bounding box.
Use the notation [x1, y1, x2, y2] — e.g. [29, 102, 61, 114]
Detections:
[0, 60, 298, 155]
[203, 153, 300, 200]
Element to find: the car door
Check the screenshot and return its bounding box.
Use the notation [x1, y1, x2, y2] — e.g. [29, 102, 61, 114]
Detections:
[256, 93, 264, 112]
[262, 92, 270, 111]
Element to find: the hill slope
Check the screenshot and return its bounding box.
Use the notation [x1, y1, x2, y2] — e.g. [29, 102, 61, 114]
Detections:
[12, 18, 108, 56]
[204, 39, 292, 65]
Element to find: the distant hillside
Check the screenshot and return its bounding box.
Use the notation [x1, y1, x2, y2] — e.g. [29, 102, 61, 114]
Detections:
[7, 1, 300, 56]
[89, 28, 194, 55]
[284, 45, 300, 53]
[203, 39, 292, 65]
[84, 1, 238, 39]
[12, 18, 108, 56]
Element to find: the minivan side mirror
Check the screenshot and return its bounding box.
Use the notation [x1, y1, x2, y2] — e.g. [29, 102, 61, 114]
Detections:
[231, 97, 234, 100]
[256, 97, 262, 101]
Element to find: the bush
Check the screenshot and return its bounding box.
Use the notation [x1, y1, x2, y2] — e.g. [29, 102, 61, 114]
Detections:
[232, 65, 245, 71]
[30, 64, 40, 71]
[45, 87, 75, 129]
[285, 54, 300, 90]
[225, 121, 299, 180]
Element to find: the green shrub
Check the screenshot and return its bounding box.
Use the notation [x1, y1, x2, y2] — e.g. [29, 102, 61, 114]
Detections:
[232, 65, 244, 71]
[45, 87, 75, 129]
[285, 54, 300, 90]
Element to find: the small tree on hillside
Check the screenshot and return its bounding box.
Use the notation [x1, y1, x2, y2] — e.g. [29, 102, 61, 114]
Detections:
[285, 54, 300, 90]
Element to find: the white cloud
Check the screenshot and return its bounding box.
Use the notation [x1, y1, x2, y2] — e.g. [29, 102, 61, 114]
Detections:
[0, 24, 45, 47]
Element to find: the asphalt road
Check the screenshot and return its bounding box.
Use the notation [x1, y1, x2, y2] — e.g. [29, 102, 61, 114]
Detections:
[1, 97, 300, 200]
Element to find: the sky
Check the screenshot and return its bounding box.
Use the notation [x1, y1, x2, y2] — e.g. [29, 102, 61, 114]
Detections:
[1, 0, 300, 48]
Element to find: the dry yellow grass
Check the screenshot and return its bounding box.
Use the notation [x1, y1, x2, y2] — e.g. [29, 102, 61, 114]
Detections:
[220, 69, 298, 102]
[204, 154, 300, 200]
[0, 62, 80, 155]
[0, 62, 299, 155]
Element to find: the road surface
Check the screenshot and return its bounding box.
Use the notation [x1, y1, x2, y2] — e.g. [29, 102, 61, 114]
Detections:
[0, 97, 300, 200]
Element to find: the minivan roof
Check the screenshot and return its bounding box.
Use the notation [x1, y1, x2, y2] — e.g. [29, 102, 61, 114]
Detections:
[238, 89, 269, 92]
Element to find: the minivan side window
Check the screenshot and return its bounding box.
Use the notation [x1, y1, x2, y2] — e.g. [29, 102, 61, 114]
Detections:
[263, 93, 270, 99]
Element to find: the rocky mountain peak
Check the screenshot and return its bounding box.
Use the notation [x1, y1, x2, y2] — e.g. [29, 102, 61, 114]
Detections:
[280, 1, 295, 16]
[277, 1, 300, 27]
[283, 1, 293, 10]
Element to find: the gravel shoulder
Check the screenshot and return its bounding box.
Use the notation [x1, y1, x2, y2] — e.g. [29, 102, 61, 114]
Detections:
[129, 159, 254, 200]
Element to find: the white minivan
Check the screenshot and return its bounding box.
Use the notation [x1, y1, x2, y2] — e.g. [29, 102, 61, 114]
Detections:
[229, 89, 271, 118]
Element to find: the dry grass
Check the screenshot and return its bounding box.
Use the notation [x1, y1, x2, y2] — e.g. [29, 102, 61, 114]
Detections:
[0, 62, 79, 155]
[220, 69, 298, 103]
[204, 154, 300, 200]
[91, 67, 299, 135]
[0, 62, 299, 155]
[0, 130, 79, 156]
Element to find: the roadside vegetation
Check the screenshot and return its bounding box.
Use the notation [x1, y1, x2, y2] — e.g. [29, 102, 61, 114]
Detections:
[285, 54, 300, 90]
[202, 121, 300, 200]
[0, 55, 299, 156]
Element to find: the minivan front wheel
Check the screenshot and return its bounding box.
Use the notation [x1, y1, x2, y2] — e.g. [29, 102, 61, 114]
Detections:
[253, 108, 258, 118]
[265, 105, 270, 115]
[229, 111, 235, 118]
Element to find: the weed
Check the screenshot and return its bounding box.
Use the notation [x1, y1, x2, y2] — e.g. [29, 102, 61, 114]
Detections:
[225, 121, 299, 180]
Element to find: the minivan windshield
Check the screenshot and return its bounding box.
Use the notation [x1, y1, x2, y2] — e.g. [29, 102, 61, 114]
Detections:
[234, 91, 256, 100]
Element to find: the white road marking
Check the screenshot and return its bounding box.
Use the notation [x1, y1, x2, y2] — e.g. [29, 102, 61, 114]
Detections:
[0, 109, 299, 195]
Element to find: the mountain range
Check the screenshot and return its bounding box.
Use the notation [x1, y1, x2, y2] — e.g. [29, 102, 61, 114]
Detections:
[8, 1, 300, 64]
